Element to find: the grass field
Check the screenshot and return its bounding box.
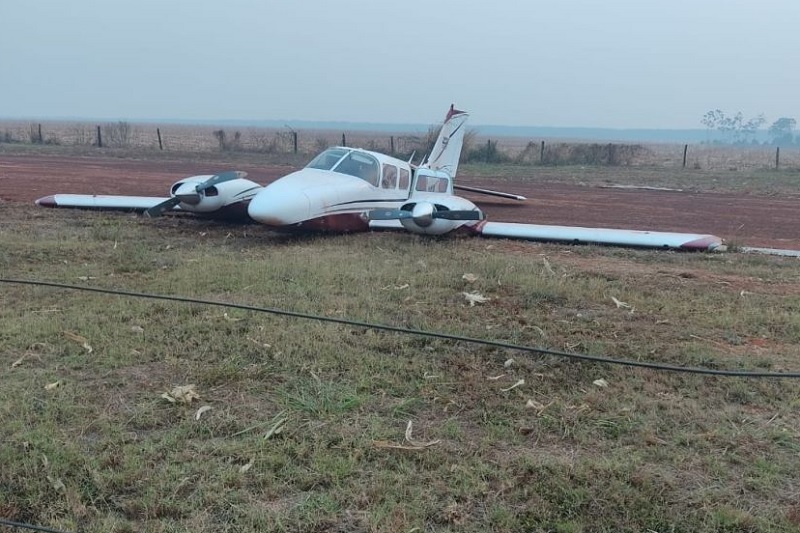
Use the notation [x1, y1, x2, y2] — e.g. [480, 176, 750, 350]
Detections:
[2, 203, 800, 532]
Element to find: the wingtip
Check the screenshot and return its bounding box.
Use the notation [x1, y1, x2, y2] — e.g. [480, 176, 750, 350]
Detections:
[36, 195, 56, 207]
[680, 235, 724, 251]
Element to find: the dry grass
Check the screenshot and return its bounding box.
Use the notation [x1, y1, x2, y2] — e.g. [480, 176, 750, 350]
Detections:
[3, 119, 800, 171]
[2, 204, 800, 532]
[0, 120, 420, 156]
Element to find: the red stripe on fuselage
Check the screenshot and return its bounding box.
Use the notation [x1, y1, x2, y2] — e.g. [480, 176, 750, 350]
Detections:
[285, 213, 370, 233]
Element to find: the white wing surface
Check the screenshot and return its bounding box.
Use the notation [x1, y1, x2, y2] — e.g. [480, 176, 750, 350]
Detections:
[476, 221, 723, 251]
[36, 194, 171, 211]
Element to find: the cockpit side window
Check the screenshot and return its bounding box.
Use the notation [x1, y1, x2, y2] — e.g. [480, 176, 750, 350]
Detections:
[381, 164, 398, 189]
[306, 148, 349, 171]
[333, 152, 380, 186]
[399, 168, 410, 190]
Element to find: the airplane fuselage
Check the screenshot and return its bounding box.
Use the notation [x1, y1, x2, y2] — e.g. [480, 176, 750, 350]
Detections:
[247, 147, 463, 232]
[248, 167, 407, 231]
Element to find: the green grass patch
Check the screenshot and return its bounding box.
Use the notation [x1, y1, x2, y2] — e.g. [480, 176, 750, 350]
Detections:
[2, 204, 800, 532]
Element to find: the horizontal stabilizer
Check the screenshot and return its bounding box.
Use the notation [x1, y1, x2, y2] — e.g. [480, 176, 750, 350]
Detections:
[454, 184, 527, 201]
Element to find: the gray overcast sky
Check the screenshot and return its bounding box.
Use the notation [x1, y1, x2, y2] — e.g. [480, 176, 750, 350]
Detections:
[2, 0, 798, 128]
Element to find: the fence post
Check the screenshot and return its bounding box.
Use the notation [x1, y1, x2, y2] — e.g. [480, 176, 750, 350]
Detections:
[341, 133, 346, 147]
[38, 123, 43, 143]
[540, 140, 545, 163]
[390, 136, 394, 154]
[157, 128, 163, 150]
[96, 125, 103, 148]
[292, 131, 298, 153]
[776, 146, 780, 169]
[682, 144, 688, 168]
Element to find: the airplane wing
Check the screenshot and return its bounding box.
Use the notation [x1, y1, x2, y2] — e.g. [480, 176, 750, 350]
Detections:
[369, 216, 722, 251]
[475, 221, 723, 251]
[36, 194, 173, 211]
[35, 172, 261, 221]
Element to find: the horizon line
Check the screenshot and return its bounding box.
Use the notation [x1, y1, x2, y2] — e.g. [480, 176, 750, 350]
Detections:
[0, 115, 714, 132]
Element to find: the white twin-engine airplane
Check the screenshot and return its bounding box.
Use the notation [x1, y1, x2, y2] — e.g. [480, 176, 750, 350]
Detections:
[36, 105, 723, 251]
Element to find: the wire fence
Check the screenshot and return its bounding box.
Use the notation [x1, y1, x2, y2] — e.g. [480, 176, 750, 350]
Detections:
[2, 120, 800, 170]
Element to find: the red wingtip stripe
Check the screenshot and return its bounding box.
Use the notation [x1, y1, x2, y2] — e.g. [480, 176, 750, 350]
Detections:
[680, 235, 723, 251]
[36, 195, 57, 207]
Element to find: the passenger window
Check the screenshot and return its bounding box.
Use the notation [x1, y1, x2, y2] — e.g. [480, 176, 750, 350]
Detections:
[399, 168, 410, 189]
[416, 175, 449, 192]
[381, 164, 398, 189]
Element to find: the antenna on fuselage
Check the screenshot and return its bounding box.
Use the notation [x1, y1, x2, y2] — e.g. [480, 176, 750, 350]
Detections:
[407, 151, 416, 165]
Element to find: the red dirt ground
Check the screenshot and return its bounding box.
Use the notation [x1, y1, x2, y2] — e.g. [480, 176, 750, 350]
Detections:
[1, 154, 798, 249]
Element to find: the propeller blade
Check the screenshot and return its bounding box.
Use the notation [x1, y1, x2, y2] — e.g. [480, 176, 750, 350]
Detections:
[367, 209, 413, 221]
[368, 207, 483, 221]
[433, 210, 484, 221]
[195, 170, 248, 192]
[144, 197, 181, 218]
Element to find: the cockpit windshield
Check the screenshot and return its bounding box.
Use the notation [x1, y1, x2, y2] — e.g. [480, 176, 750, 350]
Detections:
[333, 151, 380, 186]
[306, 148, 349, 171]
[305, 148, 381, 186]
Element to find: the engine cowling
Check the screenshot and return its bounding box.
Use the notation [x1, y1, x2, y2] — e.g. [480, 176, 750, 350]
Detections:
[169, 175, 259, 214]
[399, 196, 482, 235]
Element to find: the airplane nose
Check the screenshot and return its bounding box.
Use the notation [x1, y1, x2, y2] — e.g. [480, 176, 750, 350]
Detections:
[248, 189, 311, 226]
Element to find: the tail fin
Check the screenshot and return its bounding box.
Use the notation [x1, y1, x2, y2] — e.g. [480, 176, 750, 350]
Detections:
[422, 104, 469, 178]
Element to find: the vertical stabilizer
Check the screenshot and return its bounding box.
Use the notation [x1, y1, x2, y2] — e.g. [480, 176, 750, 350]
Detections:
[422, 104, 469, 178]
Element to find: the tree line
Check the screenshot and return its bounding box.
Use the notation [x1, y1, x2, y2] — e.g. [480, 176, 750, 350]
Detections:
[701, 110, 796, 145]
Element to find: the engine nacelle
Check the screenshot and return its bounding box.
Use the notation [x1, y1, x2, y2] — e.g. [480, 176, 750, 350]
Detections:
[399, 196, 481, 235]
[169, 175, 260, 214]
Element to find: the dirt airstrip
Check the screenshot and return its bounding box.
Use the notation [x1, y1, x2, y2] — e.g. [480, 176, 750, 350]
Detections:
[0, 154, 798, 250]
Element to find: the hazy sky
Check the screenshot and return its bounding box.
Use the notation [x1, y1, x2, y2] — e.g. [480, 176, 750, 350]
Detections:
[2, 0, 798, 128]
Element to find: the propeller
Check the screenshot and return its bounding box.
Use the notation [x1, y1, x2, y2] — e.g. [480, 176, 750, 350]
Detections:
[195, 170, 247, 192]
[144, 197, 181, 218]
[368, 202, 484, 228]
[144, 171, 248, 217]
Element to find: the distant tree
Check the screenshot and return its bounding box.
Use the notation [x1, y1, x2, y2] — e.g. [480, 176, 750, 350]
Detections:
[701, 109, 725, 133]
[738, 114, 765, 144]
[768, 117, 796, 145]
[720, 112, 742, 142]
[701, 109, 765, 144]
